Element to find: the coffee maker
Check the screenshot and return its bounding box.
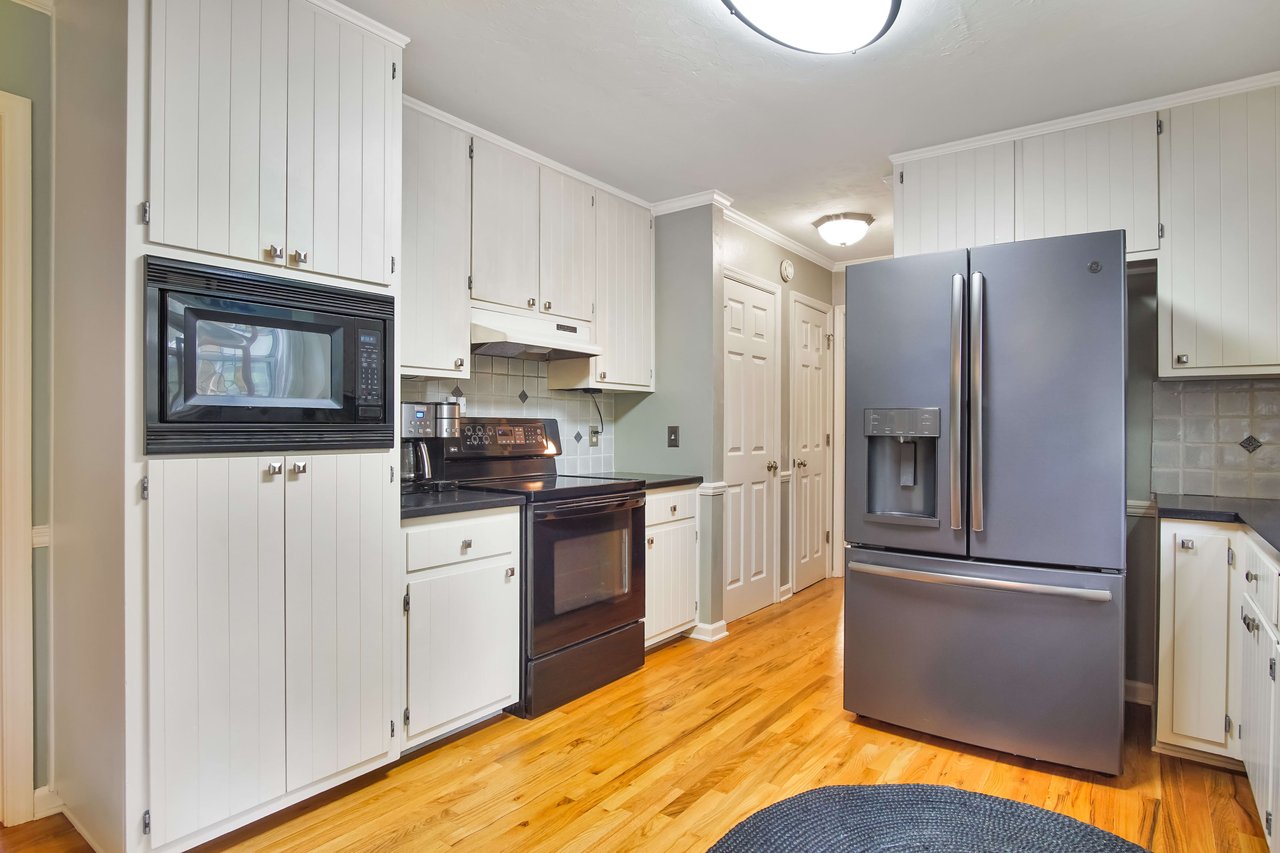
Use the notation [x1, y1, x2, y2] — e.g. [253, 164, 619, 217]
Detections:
[400, 401, 461, 492]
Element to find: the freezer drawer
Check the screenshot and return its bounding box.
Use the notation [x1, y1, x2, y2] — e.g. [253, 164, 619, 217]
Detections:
[843, 547, 1124, 775]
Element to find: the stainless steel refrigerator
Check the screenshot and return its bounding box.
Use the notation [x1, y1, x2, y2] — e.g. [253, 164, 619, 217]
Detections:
[843, 231, 1126, 775]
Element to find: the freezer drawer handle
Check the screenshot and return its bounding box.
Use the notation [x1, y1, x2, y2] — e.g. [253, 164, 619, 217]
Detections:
[846, 561, 1113, 603]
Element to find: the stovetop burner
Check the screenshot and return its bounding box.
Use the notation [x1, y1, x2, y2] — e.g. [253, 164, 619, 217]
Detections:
[460, 474, 643, 503]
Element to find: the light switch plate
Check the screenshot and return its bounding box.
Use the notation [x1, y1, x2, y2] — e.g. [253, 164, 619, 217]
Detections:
[667, 426, 680, 447]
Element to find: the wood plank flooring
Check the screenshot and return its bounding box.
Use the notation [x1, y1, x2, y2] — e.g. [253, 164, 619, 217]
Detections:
[3, 578, 1266, 851]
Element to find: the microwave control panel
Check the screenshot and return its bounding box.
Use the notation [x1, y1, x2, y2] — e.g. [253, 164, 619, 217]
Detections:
[355, 328, 383, 415]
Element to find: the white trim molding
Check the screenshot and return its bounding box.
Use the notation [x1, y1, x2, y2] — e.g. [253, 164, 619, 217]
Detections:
[1127, 499, 1158, 519]
[309, 0, 408, 46]
[697, 481, 728, 497]
[8, 0, 52, 14]
[0, 89, 35, 827]
[651, 189, 735, 217]
[722, 206, 836, 272]
[32, 785, 62, 819]
[892, 70, 1280, 165]
[688, 621, 729, 643]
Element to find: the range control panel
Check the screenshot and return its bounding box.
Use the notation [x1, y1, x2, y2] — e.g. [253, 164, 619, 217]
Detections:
[864, 408, 941, 438]
[450, 418, 557, 457]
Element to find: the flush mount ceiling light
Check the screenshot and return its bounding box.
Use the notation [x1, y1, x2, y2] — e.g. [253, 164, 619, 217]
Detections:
[721, 0, 901, 54]
[814, 212, 874, 246]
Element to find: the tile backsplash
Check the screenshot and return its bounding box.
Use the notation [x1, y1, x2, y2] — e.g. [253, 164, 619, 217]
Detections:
[1151, 380, 1280, 498]
[401, 356, 615, 475]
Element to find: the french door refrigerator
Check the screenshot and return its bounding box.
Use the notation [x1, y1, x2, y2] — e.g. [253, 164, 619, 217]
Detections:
[843, 231, 1126, 775]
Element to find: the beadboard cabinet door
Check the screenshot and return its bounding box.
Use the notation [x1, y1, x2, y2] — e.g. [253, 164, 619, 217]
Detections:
[401, 106, 472, 377]
[283, 452, 395, 792]
[1015, 113, 1159, 252]
[285, 0, 402, 284]
[149, 0, 290, 266]
[644, 514, 697, 647]
[1167, 88, 1280, 372]
[1241, 595, 1275, 835]
[472, 138, 540, 312]
[539, 168, 597, 322]
[146, 456, 287, 847]
[892, 141, 1015, 257]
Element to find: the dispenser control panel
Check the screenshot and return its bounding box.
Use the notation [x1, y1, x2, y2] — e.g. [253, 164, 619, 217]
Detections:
[864, 408, 940, 438]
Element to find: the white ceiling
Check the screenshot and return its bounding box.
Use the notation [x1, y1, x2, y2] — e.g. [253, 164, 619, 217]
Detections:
[346, 0, 1280, 263]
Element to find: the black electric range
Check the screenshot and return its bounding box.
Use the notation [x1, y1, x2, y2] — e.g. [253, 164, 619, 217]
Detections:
[422, 417, 647, 717]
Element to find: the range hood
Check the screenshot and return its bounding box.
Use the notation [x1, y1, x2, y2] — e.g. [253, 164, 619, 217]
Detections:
[470, 305, 602, 361]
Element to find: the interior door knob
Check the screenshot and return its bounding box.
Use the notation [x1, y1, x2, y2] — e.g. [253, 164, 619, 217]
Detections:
[766, 460, 778, 473]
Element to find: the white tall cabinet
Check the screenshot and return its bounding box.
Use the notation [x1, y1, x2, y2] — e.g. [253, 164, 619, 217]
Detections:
[149, 0, 404, 284]
[146, 452, 397, 847]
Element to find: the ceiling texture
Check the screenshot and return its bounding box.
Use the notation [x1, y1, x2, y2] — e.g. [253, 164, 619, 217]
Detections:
[347, 0, 1280, 263]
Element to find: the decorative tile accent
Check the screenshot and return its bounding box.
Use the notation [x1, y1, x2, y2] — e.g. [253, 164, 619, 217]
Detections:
[451, 385, 464, 398]
[573, 430, 583, 444]
[1241, 435, 1263, 453]
[518, 389, 529, 404]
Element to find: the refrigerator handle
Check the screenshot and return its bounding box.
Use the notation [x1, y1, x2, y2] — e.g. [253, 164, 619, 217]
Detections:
[970, 271, 986, 533]
[949, 273, 964, 531]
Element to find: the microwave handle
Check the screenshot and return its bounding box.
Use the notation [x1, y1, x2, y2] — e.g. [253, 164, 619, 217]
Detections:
[532, 495, 645, 521]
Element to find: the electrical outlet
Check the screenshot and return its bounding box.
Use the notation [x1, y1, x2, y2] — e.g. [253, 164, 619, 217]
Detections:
[589, 426, 601, 447]
[667, 426, 680, 448]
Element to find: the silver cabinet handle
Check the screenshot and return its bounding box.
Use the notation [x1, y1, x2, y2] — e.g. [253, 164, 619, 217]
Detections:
[846, 561, 1112, 603]
[292, 249, 309, 265]
[970, 271, 986, 533]
[1176, 354, 1190, 365]
[543, 301, 552, 311]
[670, 504, 677, 515]
[505, 567, 515, 579]
[1179, 539, 1195, 550]
[267, 244, 284, 261]
[647, 537, 655, 546]
[267, 462, 284, 476]
[454, 357, 465, 369]
[949, 273, 964, 531]
[292, 461, 307, 474]
[599, 371, 607, 380]
[527, 297, 536, 308]
[1247, 570, 1258, 583]
[461, 538, 472, 551]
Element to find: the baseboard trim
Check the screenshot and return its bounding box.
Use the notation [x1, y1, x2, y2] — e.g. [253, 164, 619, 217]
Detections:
[33, 785, 62, 819]
[688, 621, 728, 643]
[1125, 680, 1154, 706]
[1152, 742, 1244, 772]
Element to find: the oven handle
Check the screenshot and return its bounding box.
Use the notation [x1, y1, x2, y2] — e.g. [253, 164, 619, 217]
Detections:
[532, 494, 646, 521]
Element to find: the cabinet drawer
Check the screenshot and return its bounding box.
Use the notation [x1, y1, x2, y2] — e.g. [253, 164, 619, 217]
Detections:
[646, 488, 696, 525]
[405, 509, 518, 571]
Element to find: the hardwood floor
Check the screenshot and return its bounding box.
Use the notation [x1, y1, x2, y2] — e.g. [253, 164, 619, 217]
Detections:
[3, 578, 1266, 851]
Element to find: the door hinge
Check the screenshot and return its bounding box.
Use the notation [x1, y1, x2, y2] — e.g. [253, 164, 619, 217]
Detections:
[390, 465, 395, 483]
[825, 433, 831, 447]
[1228, 546, 1236, 566]
[1156, 118, 1164, 135]
[650, 218, 654, 230]
[141, 476, 149, 501]
[403, 588, 410, 613]
[591, 195, 595, 207]
[825, 333, 834, 349]
[468, 139, 474, 160]
[404, 707, 410, 728]
[825, 530, 831, 544]
[390, 719, 396, 738]
[143, 810, 151, 835]
[898, 170, 904, 184]
[1225, 713, 1233, 734]
[1267, 810, 1273, 836]
[468, 274, 473, 291]
[694, 599, 699, 616]
[390, 256, 396, 274]
[592, 302, 596, 315]
[1271, 657, 1276, 681]
[391, 61, 397, 80]
[1158, 223, 1165, 239]
[141, 200, 151, 224]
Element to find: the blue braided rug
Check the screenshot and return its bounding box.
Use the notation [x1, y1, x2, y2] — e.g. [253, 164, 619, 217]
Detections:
[709, 784, 1146, 852]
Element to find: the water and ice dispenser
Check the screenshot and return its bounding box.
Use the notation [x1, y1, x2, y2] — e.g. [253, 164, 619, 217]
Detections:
[864, 408, 940, 527]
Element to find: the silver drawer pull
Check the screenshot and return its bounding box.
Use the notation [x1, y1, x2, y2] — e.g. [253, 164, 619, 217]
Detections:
[647, 537, 655, 547]
[670, 504, 677, 515]
[461, 538, 472, 551]
[1179, 539, 1195, 550]
[505, 567, 515, 579]
[846, 562, 1112, 603]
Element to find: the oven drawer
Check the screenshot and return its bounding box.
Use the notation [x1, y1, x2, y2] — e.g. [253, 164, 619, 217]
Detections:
[645, 487, 696, 526]
[405, 508, 519, 571]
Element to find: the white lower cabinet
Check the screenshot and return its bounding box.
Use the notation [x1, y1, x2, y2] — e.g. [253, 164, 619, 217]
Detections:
[146, 451, 396, 847]
[1241, 595, 1276, 840]
[402, 507, 520, 749]
[643, 487, 699, 647]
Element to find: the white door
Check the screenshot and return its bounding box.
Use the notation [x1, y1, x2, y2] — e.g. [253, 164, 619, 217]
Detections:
[472, 138, 540, 312]
[791, 297, 831, 592]
[401, 106, 472, 377]
[539, 167, 596, 322]
[723, 275, 780, 622]
[284, 452, 394, 791]
[146, 457, 287, 846]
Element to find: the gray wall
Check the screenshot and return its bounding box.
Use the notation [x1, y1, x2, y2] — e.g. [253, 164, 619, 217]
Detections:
[0, 0, 52, 789]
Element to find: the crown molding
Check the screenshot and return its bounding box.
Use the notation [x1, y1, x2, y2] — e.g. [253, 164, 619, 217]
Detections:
[9, 0, 52, 14]
[722, 207, 837, 272]
[891, 69, 1280, 165]
[403, 95, 653, 210]
[651, 190, 735, 217]
[310, 0, 408, 46]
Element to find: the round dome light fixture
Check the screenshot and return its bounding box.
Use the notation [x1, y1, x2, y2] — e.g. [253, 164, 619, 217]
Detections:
[722, 0, 901, 55]
[814, 212, 874, 247]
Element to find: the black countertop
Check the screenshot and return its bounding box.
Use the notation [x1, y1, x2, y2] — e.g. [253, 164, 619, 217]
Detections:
[587, 471, 704, 490]
[1156, 493, 1280, 554]
[401, 489, 527, 520]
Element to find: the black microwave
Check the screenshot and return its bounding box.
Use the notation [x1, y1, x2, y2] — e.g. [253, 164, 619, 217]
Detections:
[144, 256, 394, 454]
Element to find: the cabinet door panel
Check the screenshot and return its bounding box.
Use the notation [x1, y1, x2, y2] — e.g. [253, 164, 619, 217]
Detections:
[645, 518, 697, 644]
[595, 191, 654, 387]
[1170, 531, 1231, 744]
[896, 142, 1014, 257]
[1241, 597, 1273, 828]
[472, 138, 540, 311]
[539, 169, 596, 321]
[284, 452, 391, 791]
[407, 558, 519, 740]
[401, 108, 472, 376]
[147, 456, 286, 846]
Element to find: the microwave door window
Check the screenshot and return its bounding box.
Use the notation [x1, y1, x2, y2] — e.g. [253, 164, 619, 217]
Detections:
[188, 319, 340, 409]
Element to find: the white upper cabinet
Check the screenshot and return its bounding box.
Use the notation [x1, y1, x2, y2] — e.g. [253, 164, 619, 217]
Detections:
[149, 0, 405, 285]
[1166, 88, 1280, 373]
[893, 141, 1016, 257]
[471, 137, 540, 312]
[1016, 112, 1159, 252]
[548, 190, 655, 391]
[539, 168, 597, 322]
[401, 106, 472, 377]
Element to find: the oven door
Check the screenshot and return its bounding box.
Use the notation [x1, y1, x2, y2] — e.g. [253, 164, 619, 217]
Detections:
[529, 493, 645, 658]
